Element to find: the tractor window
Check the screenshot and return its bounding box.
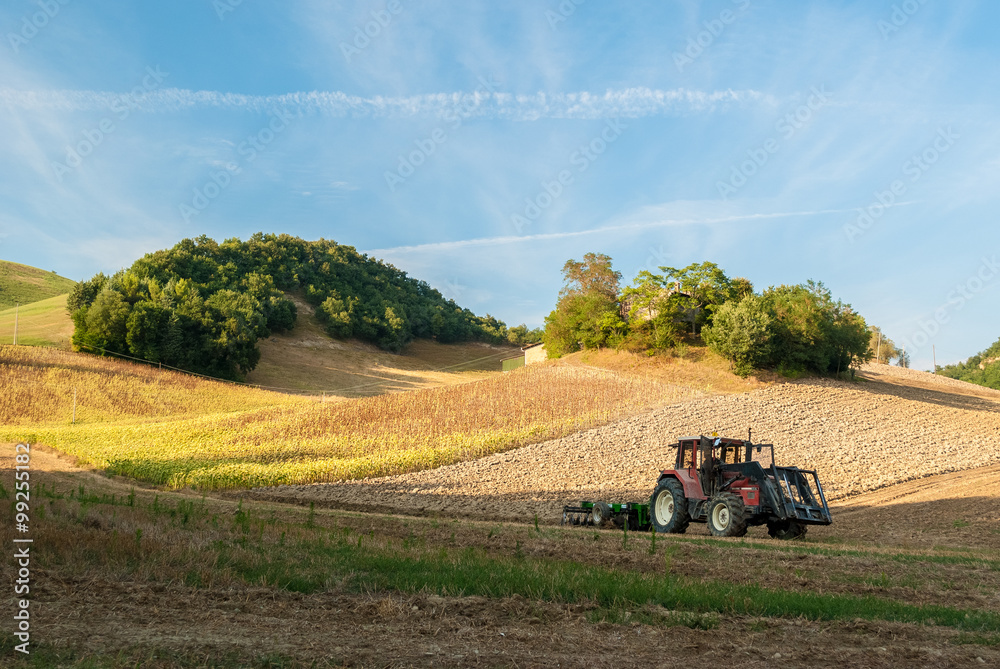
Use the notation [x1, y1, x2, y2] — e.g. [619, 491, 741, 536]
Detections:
[679, 441, 695, 468]
[720, 445, 742, 464]
[749, 445, 774, 469]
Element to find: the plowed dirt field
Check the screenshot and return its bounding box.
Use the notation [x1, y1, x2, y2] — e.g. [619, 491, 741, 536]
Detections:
[251, 364, 1000, 546]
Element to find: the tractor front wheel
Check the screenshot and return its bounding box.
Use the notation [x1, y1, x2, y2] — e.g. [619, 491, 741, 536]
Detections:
[767, 519, 807, 540]
[707, 493, 748, 537]
[650, 478, 690, 534]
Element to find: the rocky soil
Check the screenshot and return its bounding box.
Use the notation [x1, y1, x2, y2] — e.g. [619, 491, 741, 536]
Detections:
[252, 365, 1000, 525]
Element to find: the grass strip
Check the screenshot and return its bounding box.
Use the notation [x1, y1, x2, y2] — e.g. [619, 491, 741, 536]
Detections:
[215, 530, 1000, 634]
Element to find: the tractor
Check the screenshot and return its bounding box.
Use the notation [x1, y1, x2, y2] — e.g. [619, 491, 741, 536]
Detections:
[650, 434, 831, 539]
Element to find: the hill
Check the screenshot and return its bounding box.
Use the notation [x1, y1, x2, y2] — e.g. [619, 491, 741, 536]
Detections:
[0, 279, 521, 394]
[69, 233, 537, 380]
[0, 293, 74, 348]
[246, 294, 518, 397]
[0, 259, 75, 310]
[937, 335, 1000, 389]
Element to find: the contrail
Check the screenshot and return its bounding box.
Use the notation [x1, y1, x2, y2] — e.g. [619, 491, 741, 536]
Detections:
[366, 204, 918, 255]
[0, 86, 776, 120]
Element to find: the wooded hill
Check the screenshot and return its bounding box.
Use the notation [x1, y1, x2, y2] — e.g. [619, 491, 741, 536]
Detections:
[69, 233, 535, 380]
[938, 336, 1000, 390]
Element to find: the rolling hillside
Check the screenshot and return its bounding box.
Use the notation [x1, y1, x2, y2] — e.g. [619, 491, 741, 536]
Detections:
[246, 294, 517, 396]
[0, 293, 74, 348]
[0, 259, 75, 309]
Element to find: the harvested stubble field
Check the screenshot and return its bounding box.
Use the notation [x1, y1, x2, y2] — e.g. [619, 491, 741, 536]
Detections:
[255, 363, 1000, 546]
[1, 346, 695, 489]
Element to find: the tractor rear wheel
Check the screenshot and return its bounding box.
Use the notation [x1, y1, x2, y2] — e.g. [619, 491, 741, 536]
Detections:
[650, 478, 690, 534]
[767, 519, 807, 540]
[707, 493, 748, 537]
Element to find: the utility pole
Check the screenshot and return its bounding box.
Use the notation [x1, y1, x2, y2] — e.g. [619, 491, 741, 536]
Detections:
[933, 345, 936, 372]
[13, 302, 18, 345]
[876, 331, 881, 363]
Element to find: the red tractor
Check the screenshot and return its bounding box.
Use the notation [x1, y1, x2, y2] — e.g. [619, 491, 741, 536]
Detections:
[650, 434, 831, 539]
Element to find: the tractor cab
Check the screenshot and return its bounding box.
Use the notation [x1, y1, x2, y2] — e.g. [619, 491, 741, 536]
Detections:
[673, 435, 769, 500]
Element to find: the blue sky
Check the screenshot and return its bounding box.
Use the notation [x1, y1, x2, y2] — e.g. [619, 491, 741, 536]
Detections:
[1, 0, 997, 370]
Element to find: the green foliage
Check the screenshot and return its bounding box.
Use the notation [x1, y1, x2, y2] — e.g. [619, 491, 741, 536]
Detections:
[659, 261, 738, 335]
[705, 281, 872, 377]
[762, 282, 872, 376]
[867, 326, 905, 366]
[543, 253, 623, 356]
[69, 233, 516, 379]
[539, 253, 871, 379]
[938, 336, 1000, 390]
[703, 295, 772, 377]
[620, 270, 682, 351]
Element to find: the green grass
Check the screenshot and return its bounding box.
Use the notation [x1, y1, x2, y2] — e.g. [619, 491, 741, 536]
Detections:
[231, 535, 1000, 633]
[68, 487, 995, 635]
[0, 259, 76, 310]
[0, 293, 73, 348]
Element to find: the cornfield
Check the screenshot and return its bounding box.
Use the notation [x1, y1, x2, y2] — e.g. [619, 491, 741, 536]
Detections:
[1, 346, 693, 490]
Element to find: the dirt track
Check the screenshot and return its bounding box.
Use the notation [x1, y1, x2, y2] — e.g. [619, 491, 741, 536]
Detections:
[251, 365, 1000, 534]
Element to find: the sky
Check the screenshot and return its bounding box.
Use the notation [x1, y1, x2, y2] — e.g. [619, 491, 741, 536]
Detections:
[1, 0, 997, 371]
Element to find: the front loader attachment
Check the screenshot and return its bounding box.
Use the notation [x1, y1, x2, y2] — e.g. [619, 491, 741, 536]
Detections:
[769, 466, 831, 525]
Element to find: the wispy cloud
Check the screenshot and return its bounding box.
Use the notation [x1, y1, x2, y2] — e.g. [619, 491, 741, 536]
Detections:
[365, 205, 904, 256]
[0, 87, 776, 120]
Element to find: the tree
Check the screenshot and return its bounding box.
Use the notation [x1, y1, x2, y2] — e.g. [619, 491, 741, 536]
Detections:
[543, 253, 623, 357]
[659, 261, 734, 335]
[559, 253, 621, 301]
[761, 281, 871, 376]
[703, 295, 772, 377]
[620, 270, 681, 350]
[867, 326, 902, 365]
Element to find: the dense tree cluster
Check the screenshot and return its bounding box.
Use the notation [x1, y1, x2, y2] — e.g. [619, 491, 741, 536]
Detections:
[542, 252, 873, 378]
[69, 233, 537, 380]
[706, 282, 872, 377]
[937, 337, 1000, 389]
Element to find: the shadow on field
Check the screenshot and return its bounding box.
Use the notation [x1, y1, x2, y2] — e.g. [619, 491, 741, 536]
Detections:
[856, 373, 1000, 413]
